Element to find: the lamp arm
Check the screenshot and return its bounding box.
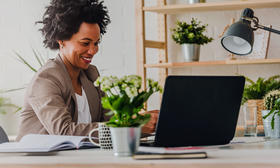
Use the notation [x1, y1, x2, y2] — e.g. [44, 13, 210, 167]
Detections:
[256, 24, 280, 35]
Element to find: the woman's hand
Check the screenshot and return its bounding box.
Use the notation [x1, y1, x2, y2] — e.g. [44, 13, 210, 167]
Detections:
[141, 110, 159, 134]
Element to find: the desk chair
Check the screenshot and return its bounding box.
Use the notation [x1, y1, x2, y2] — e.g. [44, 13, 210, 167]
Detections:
[0, 126, 9, 143]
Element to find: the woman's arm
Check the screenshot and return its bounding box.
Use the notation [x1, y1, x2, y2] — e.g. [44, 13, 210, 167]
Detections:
[27, 69, 98, 136]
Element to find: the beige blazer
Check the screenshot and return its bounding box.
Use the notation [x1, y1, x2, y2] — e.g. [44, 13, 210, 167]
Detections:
[16, 55, 108, 141]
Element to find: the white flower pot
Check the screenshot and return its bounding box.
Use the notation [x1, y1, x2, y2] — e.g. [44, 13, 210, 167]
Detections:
[182, 44, 200, 62]
[262, 110, 280, 138]
[109, 127, 141, 156]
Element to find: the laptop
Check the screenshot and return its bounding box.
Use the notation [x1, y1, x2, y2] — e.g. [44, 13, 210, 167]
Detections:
[141, 75, 245, 147]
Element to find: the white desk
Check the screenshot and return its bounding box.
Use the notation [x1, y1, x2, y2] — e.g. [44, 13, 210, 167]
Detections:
[1, 138, 280, 168]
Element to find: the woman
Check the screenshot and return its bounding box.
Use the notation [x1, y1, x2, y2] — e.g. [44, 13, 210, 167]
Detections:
[16, 0, 158, 141]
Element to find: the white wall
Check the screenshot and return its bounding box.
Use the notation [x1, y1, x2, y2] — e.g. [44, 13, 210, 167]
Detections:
[0, 0, 279, 135]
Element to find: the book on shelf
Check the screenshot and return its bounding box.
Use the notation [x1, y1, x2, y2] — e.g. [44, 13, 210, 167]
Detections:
[0, 134, 98, 153]
[133, 146, 207, 160]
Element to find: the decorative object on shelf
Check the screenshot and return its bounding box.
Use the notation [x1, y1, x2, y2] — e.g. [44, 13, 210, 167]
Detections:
[242, 75, 280, 128]
[188, 0, 206, 4]
[94, 75, 162, 156]
[221, 8, 280, 56]
[171, 18, 213, 62]
[262, 90, 280, 138]
[88, 122, 113, 150]
[244, 26, 271, 59]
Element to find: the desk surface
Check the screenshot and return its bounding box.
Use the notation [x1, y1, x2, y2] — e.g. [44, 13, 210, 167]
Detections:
[1, 137, 280, 168]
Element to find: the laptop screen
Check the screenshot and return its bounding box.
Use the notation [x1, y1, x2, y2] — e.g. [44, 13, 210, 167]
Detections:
[154, 76, 245, 147]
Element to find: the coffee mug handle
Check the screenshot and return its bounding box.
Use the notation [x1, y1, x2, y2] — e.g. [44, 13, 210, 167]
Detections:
[88, 128, 100, 147]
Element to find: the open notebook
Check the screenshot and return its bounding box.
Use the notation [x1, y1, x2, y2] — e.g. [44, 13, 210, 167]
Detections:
[0, 134, 98, 153]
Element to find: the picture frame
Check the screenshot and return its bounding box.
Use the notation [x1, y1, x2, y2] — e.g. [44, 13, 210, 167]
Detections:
[238, 25, 271, 59]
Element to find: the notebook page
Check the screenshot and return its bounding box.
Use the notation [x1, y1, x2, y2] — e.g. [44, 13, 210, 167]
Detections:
[19, 134, 87, 150]
[0, 134, 88, 152]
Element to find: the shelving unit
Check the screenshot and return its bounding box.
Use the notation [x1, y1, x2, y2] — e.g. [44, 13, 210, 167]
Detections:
[135, 0, 280, 89]
[143, 0, 280, 14]
[145, 58, 280, 68]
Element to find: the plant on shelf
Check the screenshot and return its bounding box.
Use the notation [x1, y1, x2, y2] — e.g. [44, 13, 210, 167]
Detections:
[171, 18, 213, 62]
[171, 18, 213, 45]
[263, 90, 280, 130]
[94, 75, 162, 156]
[242, 75, 280, 127]
[242, 75, 280, 105]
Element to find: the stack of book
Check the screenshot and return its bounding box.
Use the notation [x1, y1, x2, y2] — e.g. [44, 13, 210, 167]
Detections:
[133, 146, 207, 160]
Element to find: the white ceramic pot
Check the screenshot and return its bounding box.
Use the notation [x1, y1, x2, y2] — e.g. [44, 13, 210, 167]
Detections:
[262, 110, 280, 138]
[182, 44, 200, 62]
[109, 127, 141, 156]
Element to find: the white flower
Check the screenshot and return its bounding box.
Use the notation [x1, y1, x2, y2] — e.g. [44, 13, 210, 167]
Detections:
[111, 86, 121, 95]
[125, 87, 138, 99]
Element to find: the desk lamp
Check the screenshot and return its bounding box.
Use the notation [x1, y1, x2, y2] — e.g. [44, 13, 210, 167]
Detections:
[221, 8, 280, 55]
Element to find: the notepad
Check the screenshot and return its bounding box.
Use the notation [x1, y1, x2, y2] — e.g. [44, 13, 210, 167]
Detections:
[0, 134, 98, 153]
[133, 151, 207, 160]
[133, 146, 207, 160]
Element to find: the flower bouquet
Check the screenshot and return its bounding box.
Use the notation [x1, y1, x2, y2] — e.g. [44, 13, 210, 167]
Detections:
[94, 75, 162, 127]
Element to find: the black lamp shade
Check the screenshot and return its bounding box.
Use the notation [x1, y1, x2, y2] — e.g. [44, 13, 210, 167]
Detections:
[221, 20, 254, 55]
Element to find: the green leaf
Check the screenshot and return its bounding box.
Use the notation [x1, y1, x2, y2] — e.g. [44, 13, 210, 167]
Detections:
[101, 97, 113, 110]
[32, 48, 43, 67]
[105, 111, 114, 116]
[111, 97, 123, 110]
[14, 51, 37, 72]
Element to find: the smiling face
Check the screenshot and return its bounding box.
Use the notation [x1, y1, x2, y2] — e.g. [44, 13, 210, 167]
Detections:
[59, 22, 100, 70]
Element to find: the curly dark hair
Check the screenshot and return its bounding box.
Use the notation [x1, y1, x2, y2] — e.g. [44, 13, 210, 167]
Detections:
[37, 0, 111, 50]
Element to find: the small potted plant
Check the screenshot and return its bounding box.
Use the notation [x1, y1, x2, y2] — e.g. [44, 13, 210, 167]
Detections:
[262, 90, 280, 138]
[242, 75, 280, 128]
[171, 18, 213, 62]
[94, 75, 162, 156]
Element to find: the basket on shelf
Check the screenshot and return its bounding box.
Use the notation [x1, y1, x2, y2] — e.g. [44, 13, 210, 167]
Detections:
[247, 99, 264, 126]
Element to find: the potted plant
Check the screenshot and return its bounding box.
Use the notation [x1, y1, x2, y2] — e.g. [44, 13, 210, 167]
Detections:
[171, 18, 213, 62]
[262, 90, 280, 138]
[94, 75, 162, 156]
[242, 75, 280, 127]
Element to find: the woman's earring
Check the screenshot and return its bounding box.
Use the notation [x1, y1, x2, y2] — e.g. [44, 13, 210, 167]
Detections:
[60, 41, 64, 49]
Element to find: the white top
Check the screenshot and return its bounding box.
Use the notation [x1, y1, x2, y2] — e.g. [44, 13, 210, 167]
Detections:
[75, 88, 92, 124]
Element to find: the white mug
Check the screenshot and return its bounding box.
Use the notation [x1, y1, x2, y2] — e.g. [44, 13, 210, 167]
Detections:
[89, 122, 113, 150]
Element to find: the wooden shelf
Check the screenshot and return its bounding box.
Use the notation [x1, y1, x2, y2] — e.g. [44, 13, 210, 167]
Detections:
[144, 58, 280, 68]
[143, 0, 280, 14]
